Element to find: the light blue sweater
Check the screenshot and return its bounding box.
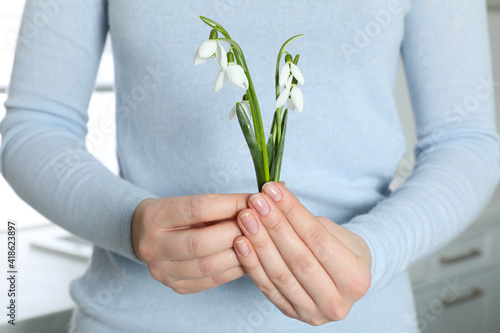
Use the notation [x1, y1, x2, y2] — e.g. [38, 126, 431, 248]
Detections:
[1, 0, 499, 332]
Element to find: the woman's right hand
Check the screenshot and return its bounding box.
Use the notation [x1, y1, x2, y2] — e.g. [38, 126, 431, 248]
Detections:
[131, 193, 251, 294]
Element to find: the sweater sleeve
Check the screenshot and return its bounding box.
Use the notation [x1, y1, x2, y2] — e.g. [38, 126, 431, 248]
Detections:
[0, 0, 155, 261]
[344, 0, 500, 294]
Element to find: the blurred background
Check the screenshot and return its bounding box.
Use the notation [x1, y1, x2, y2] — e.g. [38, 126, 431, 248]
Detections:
[0, 1, 499, 332]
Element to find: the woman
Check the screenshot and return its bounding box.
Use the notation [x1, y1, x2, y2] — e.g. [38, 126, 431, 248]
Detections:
[1, 1, 498, 332]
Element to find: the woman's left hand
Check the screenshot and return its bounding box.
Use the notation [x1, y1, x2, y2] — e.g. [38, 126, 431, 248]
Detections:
[233, 182, 372, 326]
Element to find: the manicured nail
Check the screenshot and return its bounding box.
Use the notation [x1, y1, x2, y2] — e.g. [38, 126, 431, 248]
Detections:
[250, 194, 270, 216]
[262, 183, 282, 202]
[240, 212, 258, 234]
[235, 240, 249, 257]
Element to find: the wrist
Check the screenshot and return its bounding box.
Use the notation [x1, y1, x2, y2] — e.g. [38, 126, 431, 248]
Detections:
[131, 198, 155, 261]
[350, 231, 372, 270]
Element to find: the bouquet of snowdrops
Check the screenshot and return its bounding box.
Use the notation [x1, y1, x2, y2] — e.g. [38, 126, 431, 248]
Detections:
[194, 16, 304, 191]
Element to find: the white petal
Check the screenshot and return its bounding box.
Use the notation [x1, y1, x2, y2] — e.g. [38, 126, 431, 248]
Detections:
[285, 75, 293, 89]
[290, 85, 304, 112]
[279, 63, 290, 87]
[193, 52, 210, 66]
[289, 63, 305, 85]
[274, 86, 291, 109]
[198, 40, 217, 58]
[229, 104, 237, 120]
[226, 64, 249, 90]
[242, 100, 252, 119]
[193, 43, 211, 66]
[214, 69, 227, 92]
[217, 43, 227, 69]
[287, 97, 296, 110]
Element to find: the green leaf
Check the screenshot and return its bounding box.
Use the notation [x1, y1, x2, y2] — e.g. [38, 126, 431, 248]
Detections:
[266, 134, 275, 168]
[266, 112, 278, 178]
[273, 108, 289, 182]
[293, 54, 300, 65]
[236, 102, 266, 190]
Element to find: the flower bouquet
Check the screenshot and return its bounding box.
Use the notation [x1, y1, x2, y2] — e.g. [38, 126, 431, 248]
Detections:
[194, 16, 304, 191]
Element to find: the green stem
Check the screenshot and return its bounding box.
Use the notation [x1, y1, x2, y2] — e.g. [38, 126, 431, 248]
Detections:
[273, 108, 288, 182]
[218, 38, 269, 183]
[275, 108, 282, 146]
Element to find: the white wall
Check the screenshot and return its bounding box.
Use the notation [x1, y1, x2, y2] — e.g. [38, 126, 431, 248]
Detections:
[0, 1, 25, 88]
[0, 0, 115, 229]
[481, 9, 500, 220]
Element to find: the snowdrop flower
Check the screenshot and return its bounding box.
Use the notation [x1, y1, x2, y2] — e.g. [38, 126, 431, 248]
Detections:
[229, 94, 251, 120]
[286, 97, 297, 111]
[275, 74, 304, 112]
[278, 54, 304, 87]
[193, 29, 226, 66]
[214, 52, 249, 92]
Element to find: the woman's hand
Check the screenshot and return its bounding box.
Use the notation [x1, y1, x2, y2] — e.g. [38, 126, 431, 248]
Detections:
[132, 193, 251, 294]
[233, 182, 372, 326]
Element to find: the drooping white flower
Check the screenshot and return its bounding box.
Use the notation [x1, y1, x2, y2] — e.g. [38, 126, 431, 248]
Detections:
[289, 84, 303, 112]
[193, 29, 226, 66]
[287, 97, 296, 111]
[229, 98, 251, 120]
[214, 52, 249, 92]
[275, 77, 304, 112]
[278, 54, 304, 87]
[275, 54, 304, 112]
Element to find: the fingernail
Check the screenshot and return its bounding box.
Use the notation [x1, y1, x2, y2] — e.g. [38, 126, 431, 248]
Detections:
[235, 240, 249, 257]
[262, 183, 282, 202]
[250, 194, 270, 216]
[240, 212, 258, 234]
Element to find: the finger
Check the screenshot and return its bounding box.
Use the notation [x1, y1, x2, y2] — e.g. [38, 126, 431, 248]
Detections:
[152, 193, 251, 228]
[261, 182, 364, 294]
[261, 182, 317, 232]
[262, 182, 356, 266]
[168, 266, 246, 295]
[245, 193, 340, 306]
[162, 248, 241, 281]
[160, 220, 242, 260]
[234, 236, 298, 319]
[236, 209, 317, 317]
